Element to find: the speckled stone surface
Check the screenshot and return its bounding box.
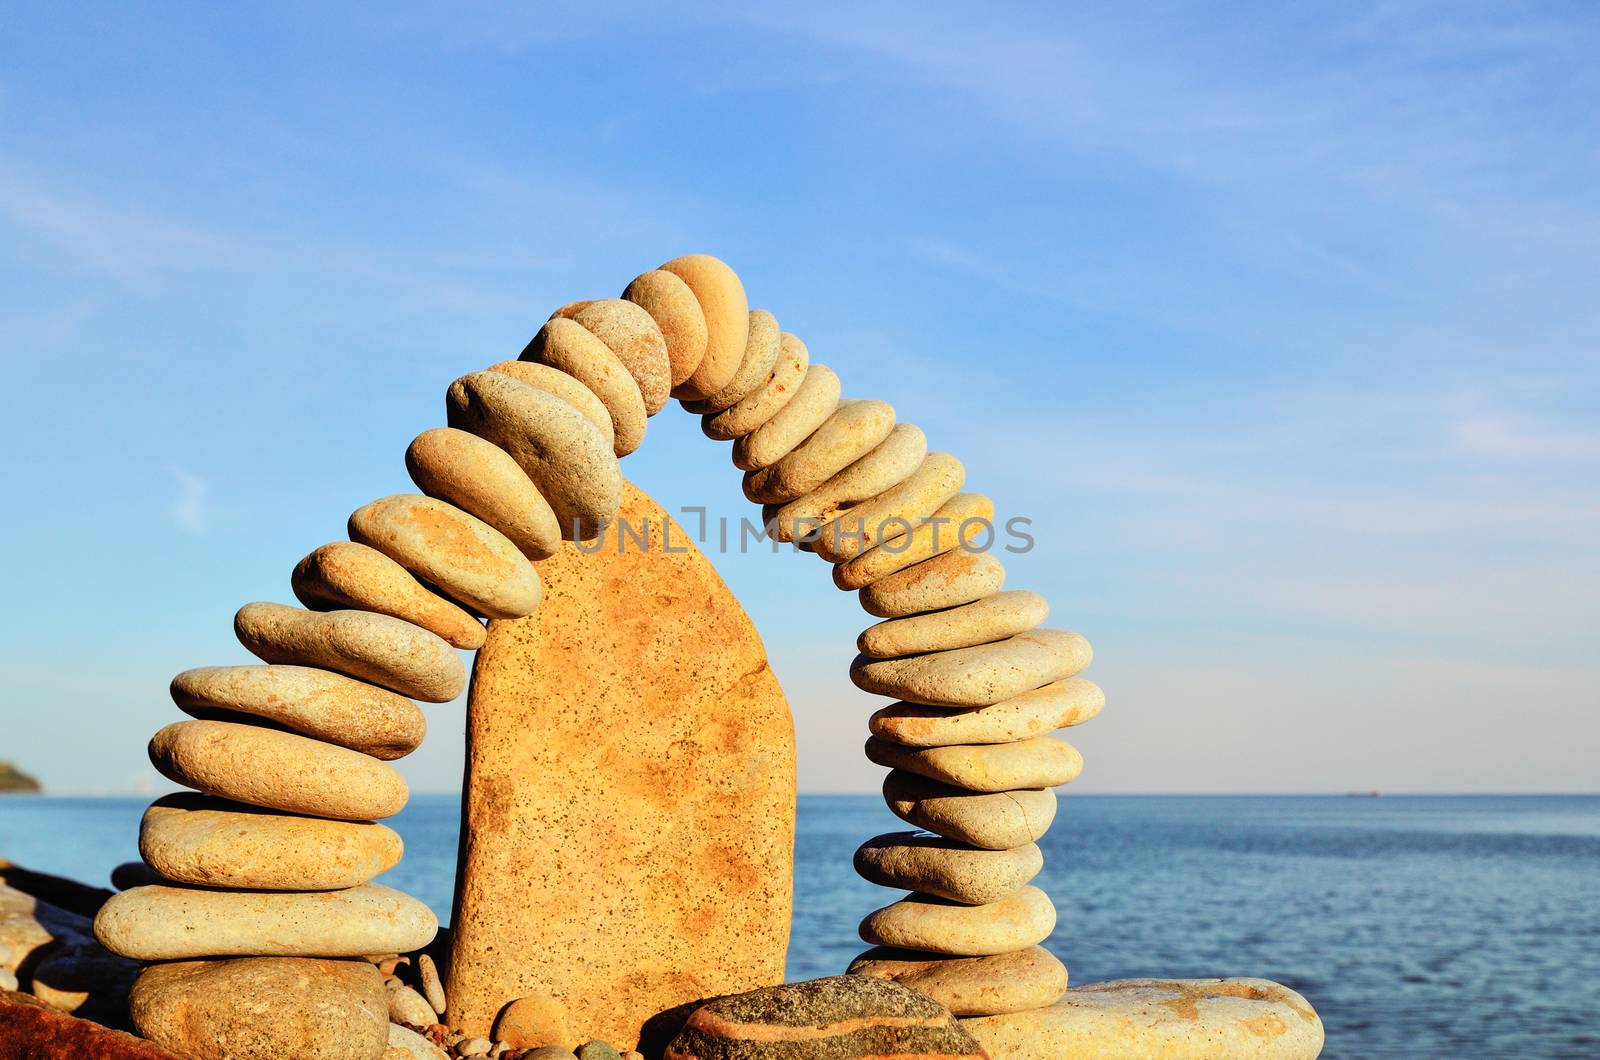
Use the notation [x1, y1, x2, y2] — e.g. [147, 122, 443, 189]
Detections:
[853, 832, 1042, 905]
[857, 589, 1048, 657]
[406, 426, 563, 562]
[0, 989, 183, 1059]
[170, 664, 426, 760]
[233, 601, 466, 703]
[851, 628, 1093, 706]
[553, 299, 672, 416]
[870, 677, 1104, 748]
[702, 331, 808, 440]
[519, 318, 647, 457]
[883, 770, 1057, 850]
[834, 491, 995, 590]
[623, 269, 708, 391]
[812, 452, 966, 564]
[859, 550, 1006, 619]
[448, 483, 795, 1046]
[866, 735, 1085, 792]
[488, 358, 617, 451]
[743, 399, 896, 503]
[859, 885, 1057, 956]
[129, 957, 388, 1060]
[663, 976, 985, 1060]
[731, 363, 840, 471]
[94, 883, 436, 960]
[849, 945, 1068, 1016]
[960, 977, 1325, 1059]
[765, 422, 927, 542]
[148, 719, 408, 821]
[139, 793, 403, 891]
[292, 540, 487, 650]
[660, 254, 748, 401]
[682, 309, 780, 414]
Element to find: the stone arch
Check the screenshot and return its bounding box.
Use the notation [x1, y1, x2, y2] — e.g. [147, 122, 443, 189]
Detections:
[92, 253, 1102, 1055]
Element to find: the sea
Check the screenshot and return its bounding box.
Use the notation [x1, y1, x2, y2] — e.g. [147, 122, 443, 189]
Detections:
[3, 794, 1596, 1059]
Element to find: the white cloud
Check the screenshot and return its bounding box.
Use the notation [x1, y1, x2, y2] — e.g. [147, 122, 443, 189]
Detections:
[168, 465, 210, 536]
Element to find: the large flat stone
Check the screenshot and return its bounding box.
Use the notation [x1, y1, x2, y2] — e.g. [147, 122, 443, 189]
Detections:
[447, 483, 795, 1047]
[1, 989, 184, 1059]
[960, 977, 1325, 1059]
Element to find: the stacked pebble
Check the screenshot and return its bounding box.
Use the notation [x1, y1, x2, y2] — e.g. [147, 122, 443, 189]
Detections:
[89, 251, 1095, 1054]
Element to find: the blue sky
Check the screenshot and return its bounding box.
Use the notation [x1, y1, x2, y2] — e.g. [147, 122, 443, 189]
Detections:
[1, 2, 1596, 794]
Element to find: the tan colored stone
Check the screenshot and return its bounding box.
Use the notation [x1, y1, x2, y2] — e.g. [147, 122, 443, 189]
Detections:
[743, 399, 896, 503]
[660, 254, 748, 400]
[871, 678, 1104, 748]
[849, 946, 1067, 1017]
[387, 1023, 451, 1059]
[487, 359, 616, 451]
[858, 590, 1047, 658]
[553, 299, 671, 415]
[813, 453, 965, 563]
[388, 980, 437, 1029]
[139, 793, 403, 891]
[96, 884, 437, 960]
[854, 832, 1042, 904]
[765, 423, 928, 542]
[518, 320, 646, 456]
[867, 736, 1083, 792]
[235, 601, 465, 702]
[834, 492, 994, 590]
[348, 494, 540, 620]
[148, 719, 409, 821]
[860, 550, 1006, 619]
[493, 993, 578, 1050]
[703, 331, 809, 440]
[448, 484, 794, 1047]
[961, 978, 1325, 1060]
[292, 541, 486, 650]
[170, 665, 426, 761]
[682, 309, 780, 414]
[446, 369, 621, 540]
[731, 363, 841, 471]
[883, 771, 1057, 850]
[622, 269, 707, 390]
[406, 427, 563, 562]
[851, 629, 1092, 706]
[860, 885, 1055, 956]
[129, 957, 389, 1060]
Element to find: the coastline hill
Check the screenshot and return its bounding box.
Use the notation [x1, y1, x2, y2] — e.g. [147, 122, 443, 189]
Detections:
[0, 762, 40, 793]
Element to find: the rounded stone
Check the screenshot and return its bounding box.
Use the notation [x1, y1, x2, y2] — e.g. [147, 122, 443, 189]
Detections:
[148, 719, 409, 821]
[813, 452, 966, 564]
[417, 952, 446, 1014]
[835, 492, 995, 590]
[234, 601, 465, 702]
[867, 736, 1084, 792]
[871, 678, 1104, 748]
[554, 299, 671, 415]
[961, 978, 1325, 1060]
[388, 1022, 451, 1059]
[703, 331, 809, 440]
[849, 946, 1068, 1017]
[349, 494, 541, 620]
[860, 549, 1007, 619]
[858, 590, 1048, 657]
[406, 426, 563, 561]
[98, 883, 437, 959]
[660, 254, 748, 400]
[446, 369, 621, 540]
[139, 792, 403, 891]
[519, 319, 646, 456]
[292, 541, 486, 650]
[854, 832, 1043, 905]
[129, 957, 389, 1060]
[487, 359, 616, 451]
[765, 423, 927, 542]
[859, 885, 1056, 956]
[744, 399, 896, 503]
[682, 309, 780, 414]
[494, 993, 578, 1050]
[387, 981, 437, 1030]
[731, 362, 841, 471]
[851, 629, 1093, 706]
[622, 269, 707, 390]
[171, 664, 426, 760]
[884, 770, 1057, 850]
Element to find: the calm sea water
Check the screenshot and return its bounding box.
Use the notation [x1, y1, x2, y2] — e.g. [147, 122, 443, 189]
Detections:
[3, 794, 1596, 1059]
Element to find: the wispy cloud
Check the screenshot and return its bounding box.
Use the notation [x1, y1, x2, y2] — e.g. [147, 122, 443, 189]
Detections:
[168, 465, 210, 536]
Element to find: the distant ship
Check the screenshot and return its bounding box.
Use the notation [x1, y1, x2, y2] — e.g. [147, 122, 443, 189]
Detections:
[1345, 789, 1382, 797]
[0, 761, 41, 793]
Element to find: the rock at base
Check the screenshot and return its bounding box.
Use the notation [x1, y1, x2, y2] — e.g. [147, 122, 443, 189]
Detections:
[664, 975, 986, 1059]
[129, 956, 390, 1060]
[1, 989, 183, 1058]
[447, 483, 795, 1046]
[960, 977, 1325, 1059]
